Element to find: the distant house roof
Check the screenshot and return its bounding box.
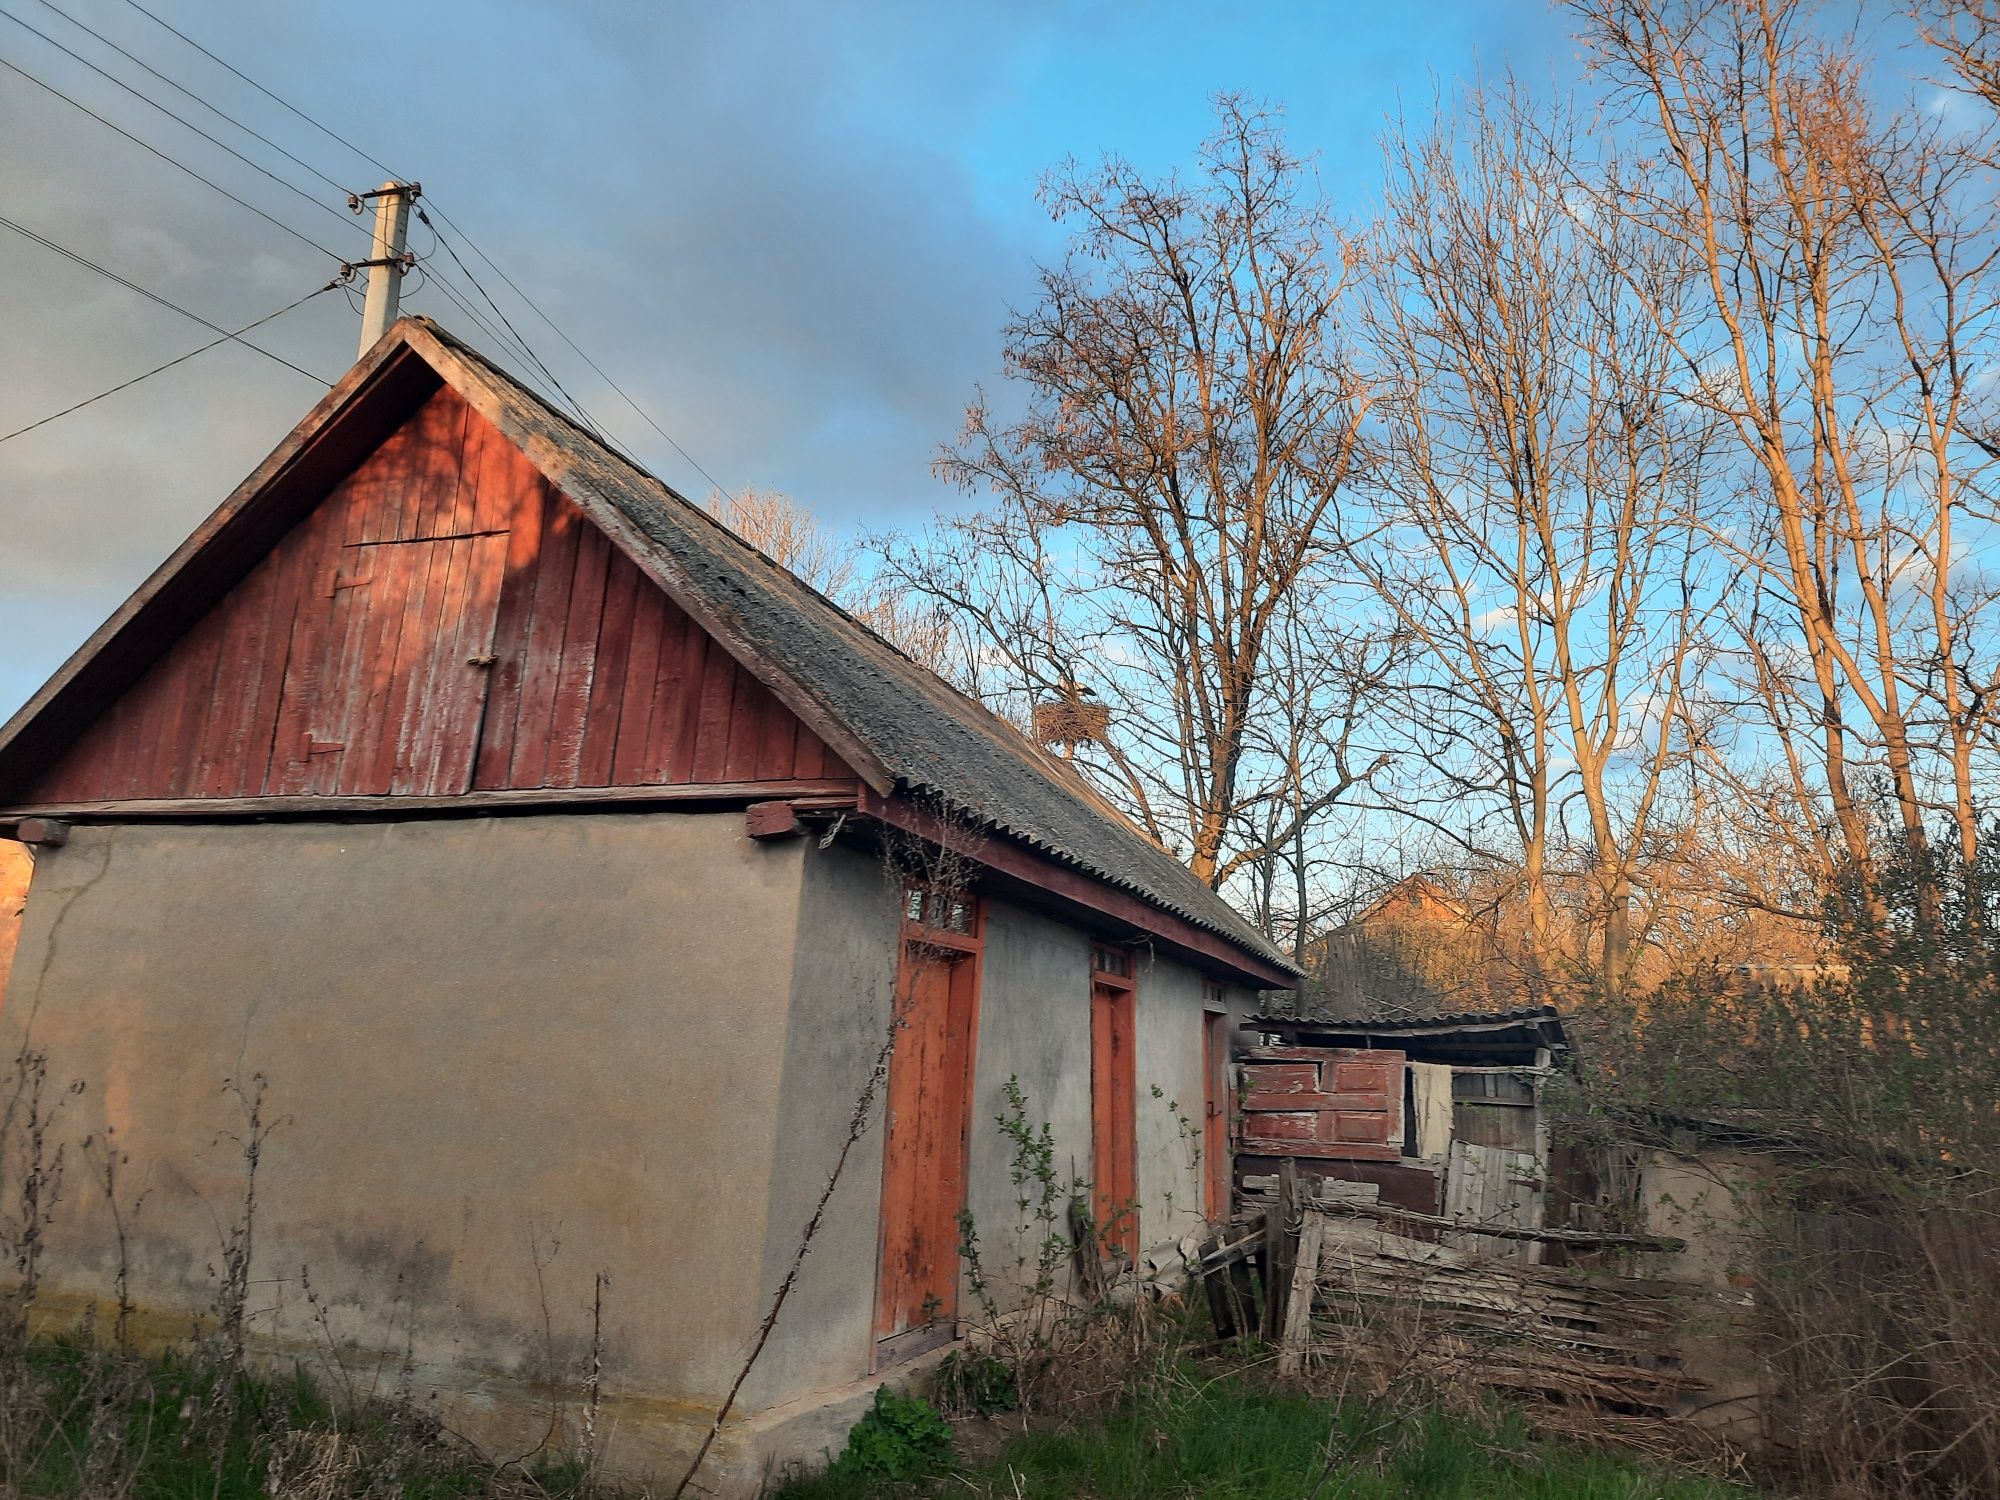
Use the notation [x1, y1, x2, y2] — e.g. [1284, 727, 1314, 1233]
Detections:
[1346, 874, 1471, 928]
[0, 318, 1293, 979]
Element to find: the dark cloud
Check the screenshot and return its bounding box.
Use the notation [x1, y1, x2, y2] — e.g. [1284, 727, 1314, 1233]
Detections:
[0, 0, 1569, 718]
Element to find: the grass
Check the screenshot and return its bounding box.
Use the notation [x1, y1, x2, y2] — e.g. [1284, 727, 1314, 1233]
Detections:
[0, 1336, 590, 1500]
[771, 1376, 1755, 1500]
[1, 1337, 1755, 1499]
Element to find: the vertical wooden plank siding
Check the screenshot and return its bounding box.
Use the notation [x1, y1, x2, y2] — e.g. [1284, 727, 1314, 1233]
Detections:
[468, 461, 549, 790]
[20, 386, 852, 803]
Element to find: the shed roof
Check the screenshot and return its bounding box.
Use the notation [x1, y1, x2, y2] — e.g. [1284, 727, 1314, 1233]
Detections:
[1248, 1005, 1567, 1065]
[0, 318, 1293, 979]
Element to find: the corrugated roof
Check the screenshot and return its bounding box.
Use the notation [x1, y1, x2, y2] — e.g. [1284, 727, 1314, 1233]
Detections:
[1249, 1004, 1566, 1041]
[421, 323, 1293, 975]
[1284, 1004, 1562, 1031]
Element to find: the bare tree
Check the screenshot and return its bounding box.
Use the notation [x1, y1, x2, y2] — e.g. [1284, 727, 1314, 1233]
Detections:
[704, 488, 861, 600]
[1359, 82, 1724, 993]
[1237, 595, 1398, 964]
[706, 487, 961, 674]
[889, 98, 1376, 893]
[1574, 0, 2000, 914]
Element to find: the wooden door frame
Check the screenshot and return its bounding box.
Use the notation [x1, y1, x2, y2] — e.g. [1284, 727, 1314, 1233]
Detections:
[871, 882, 984, 1370]
[1089, 944, 1138, 1262]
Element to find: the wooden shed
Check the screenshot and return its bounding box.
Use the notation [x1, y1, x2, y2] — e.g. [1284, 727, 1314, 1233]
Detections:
[1237, 1007, 1569, 1251]
[0, 319, 1294, 1491]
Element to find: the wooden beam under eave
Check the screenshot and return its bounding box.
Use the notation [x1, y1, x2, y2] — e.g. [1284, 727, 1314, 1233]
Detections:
[857, 787, 1297, 990]
[0, 778, 865, 828]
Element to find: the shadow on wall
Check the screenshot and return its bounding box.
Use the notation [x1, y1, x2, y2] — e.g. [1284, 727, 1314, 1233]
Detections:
[0, 842, 27, 1008]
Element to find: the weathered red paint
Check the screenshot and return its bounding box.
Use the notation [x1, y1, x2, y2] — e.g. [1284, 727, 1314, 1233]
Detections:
[1236, 1045, 1405, 1162]
[23, 387, 853, 804]
[1203, 1010, 1229, 1220]
[876, 892, 983, 1355]
[857, 787, 1296, 989]
[1090, 953, 1138, 1260]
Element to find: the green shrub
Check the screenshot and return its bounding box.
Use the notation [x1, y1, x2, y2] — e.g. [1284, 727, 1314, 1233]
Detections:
[826, 1385, 952, 1482]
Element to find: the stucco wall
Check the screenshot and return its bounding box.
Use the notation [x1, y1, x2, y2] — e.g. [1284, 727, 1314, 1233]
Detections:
[1129, 952, 1213, 1244]
[1636, 1148, 1770, 1441]
[0, 815, 812, 1437]
[743, 841, 901, 1410]
[1, 814, 1266, 1485]
[765, 845, 1230, 1385]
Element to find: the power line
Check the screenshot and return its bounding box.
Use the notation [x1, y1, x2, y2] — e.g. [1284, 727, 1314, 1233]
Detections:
[415, 207, 612, 442]
[1, 281, 337, 444]
[422, 196, 734, 497]
[420, 266, 557, 382]
[116, 0, 401, 183]
[112, 0, 734, 495]
[0, 5, 366, 243]
[0, 209, 335, 385]
[0, 51, 345, 262]
[27, 0, 360, 199]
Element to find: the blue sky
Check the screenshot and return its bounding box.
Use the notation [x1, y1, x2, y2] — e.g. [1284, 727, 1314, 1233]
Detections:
[0, 0, 1578, 720]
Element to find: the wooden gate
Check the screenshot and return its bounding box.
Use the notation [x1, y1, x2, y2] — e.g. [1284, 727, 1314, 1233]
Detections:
[1443, 1141, 1545, 1262]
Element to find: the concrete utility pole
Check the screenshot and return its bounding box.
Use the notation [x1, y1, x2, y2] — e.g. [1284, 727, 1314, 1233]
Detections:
[353, 181, 419, 356]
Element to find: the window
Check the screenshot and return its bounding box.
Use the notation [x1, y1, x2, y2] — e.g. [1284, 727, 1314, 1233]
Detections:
[904, 883, 976, 936]
[1091, 944, 1131, 979]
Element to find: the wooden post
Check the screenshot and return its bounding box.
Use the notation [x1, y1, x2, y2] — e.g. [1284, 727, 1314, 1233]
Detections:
[14, 817, 68, 847]
[1200, 1228, 1236, 1340]
[1277, 1207, 1326, 1377]
[1264, 1158, 1298, 1340]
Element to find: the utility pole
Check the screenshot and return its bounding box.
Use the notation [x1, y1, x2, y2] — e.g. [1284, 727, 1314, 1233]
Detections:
[351, 181, 419, 356]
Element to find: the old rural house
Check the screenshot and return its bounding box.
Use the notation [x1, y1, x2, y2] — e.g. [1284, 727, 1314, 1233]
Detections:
[1309, 873, 1528, 1019]
[0, 318, 1295, 1489]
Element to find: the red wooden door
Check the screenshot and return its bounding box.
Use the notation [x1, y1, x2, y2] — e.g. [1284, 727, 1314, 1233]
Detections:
[876, 928, 980, 1359]
[286, 530, 511, 797]
[1091, 971, 1138, 1261]
[1236, 1046, 1405, 1160]
[1203, 1010, 1229, 1220]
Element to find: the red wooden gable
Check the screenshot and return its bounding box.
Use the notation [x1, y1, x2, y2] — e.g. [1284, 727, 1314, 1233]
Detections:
[26, 387, 849, 803]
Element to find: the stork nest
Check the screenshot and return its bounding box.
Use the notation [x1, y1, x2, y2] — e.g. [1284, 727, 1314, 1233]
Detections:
[1032, 698, 1111, 748]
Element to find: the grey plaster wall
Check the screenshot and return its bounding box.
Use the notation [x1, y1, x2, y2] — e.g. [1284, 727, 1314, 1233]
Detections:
[0, 814, 810, 1415]
[759, 855, 1240, 1374]
[746, 840, 901, 1408]
[0, 811, 1271, 1473]
[1129, 951, 1212, 1245]
[962, 899, 1096, 1286]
